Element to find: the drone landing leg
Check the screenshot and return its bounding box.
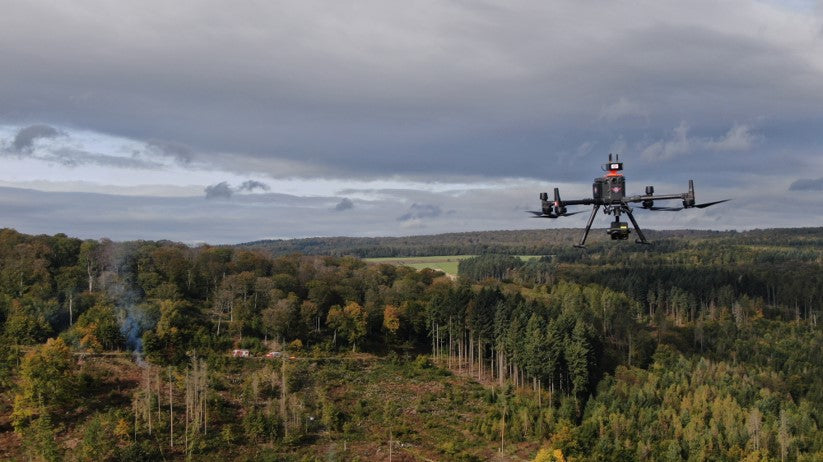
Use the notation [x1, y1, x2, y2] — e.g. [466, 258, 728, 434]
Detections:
[574, 205, 600, 248]
[625, 207, 651, 245]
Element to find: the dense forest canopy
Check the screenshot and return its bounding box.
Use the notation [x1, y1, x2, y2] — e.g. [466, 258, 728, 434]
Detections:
[240, 227, 823, 259]
[0, 227, 820, 461]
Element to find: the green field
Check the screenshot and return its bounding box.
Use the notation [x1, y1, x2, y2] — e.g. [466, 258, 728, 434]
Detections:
[364, 255, 544, 275]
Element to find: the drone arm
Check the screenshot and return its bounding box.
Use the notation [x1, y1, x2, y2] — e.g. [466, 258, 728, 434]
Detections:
[624, 193, 686, 203]
[559, 198, 597, 206]
[625, 180, 698, 206]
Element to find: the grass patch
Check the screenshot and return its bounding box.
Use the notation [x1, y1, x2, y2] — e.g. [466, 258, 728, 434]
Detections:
[364, 255, 475, 275]
[365, 254, 546, 275]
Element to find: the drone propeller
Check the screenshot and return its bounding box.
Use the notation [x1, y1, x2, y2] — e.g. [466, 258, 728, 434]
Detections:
[557, 210, 586, 217]
[693, 199, 730, 209]
[527, 210, 585, 218]
[648, 199, 730, 212]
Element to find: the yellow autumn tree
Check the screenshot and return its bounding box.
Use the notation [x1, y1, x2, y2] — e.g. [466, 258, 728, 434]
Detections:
[12, 337, 76, 431]
[533, 447, 566, 462]
[383, 304, 400, 334]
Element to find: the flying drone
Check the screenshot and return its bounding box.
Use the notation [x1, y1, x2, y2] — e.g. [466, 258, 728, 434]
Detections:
[529, 154, 729, 248]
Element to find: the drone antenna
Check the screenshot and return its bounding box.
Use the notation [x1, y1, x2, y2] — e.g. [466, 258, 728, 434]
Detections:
[608, 153, 613, 162]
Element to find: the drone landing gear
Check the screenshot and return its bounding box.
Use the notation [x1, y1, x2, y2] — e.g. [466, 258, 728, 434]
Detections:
[574, 204, 600, 248]
[625, 207, 651, 245]
[574, 204, 652, 248]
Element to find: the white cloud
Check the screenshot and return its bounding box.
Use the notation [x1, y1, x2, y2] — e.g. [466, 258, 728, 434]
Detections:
[642, 122, 761, 160]
[599, 97, 649, 122]
[705, 123, 760, 151]
[641, 121, 692, 161]
[575, 141, 596, 158]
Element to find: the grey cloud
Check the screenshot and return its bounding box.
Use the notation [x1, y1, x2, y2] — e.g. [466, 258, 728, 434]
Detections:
[237, 180, 270, 192]
[397, 203, 443, 222]
[205, 180, 271, 199]
[50, 148, 162, 169]
[146, 140, 193, 164]
[12, 124, 60, 152]
[575, 141, 596, 159]
[4, 138, 162, 169]
[334, 197, 354, 211]
[204, 182, 234, 199]
[0, 1, 819, 183]
[789, 177, 823, 191]
[599, 97, 649, 122]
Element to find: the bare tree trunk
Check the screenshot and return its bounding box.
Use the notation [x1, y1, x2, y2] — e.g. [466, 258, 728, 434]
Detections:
[500, 412, 505, 454]
[169, 367, 174, 450]
[498, 350, 504, 386]
[448, 319, 452, 370]
[538, 379, 542, 408]
[147, 368, 152, 435]
[435, 324, 439, 360]
[431, 321, 436, 357]
[491, 346, 495, 381]
[469, 334, 474, 376]
[156, 368, 162, 427]
[477, 340, 482, 381]
[203, 374, 207, 436]
[457, 330, 462, 372]
[68, 293, 73, 326]
[281, 358, 288, 439]
[185, 372, 189, 454]
[87, 261, 94, 292]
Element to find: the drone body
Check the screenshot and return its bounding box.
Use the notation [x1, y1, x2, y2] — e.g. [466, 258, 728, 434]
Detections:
[530, 154, 728, 248]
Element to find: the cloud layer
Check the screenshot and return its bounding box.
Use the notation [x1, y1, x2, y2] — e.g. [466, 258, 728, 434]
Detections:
[0, 1, 821, 241]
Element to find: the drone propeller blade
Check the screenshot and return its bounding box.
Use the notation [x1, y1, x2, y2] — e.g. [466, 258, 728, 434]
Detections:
[527, 211, 558, 218]
[693, 199, 730, 209]
[528, 209, 584, 218]
[648, 199, 729, 211]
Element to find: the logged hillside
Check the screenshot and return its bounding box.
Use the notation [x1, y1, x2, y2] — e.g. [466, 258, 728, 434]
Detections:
[0, 227, 821, 461]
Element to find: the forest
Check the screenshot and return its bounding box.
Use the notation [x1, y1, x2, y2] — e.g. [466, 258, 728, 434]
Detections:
[0, 227, 821, 461]
[240, 228, 823, 259]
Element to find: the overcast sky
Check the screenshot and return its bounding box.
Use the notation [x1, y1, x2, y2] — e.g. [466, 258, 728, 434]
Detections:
[1, 0, 822, 244]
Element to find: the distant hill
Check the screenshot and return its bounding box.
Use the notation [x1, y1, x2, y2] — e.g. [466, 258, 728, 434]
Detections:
[238, 227, 823, 258]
